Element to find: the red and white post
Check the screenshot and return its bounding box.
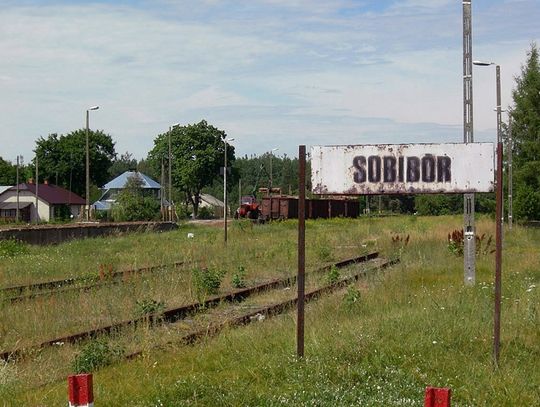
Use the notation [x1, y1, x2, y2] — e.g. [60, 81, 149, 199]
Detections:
[424, 386, 451, 407]
[68, 374, 94, 407]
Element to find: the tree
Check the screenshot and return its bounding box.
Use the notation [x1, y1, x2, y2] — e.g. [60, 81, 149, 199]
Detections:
[109, 152, 138, 179]
[147, 120, 235, 217]
[510, 43, 540, 220]
[34, 130, 116, 199]
[0, 157, 16, 185]
[113, 174, 160, 221]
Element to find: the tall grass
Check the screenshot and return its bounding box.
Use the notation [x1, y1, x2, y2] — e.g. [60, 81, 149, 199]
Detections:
[2, 215, 539, 405]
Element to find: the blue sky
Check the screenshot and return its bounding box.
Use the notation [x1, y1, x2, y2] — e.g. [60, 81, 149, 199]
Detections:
[1, 0, 538, 163]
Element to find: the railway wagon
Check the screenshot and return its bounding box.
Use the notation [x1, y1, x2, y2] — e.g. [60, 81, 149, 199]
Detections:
[261, 196, 360, 220]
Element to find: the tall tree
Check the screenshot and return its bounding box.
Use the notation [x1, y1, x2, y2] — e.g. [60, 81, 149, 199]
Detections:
[147, 120, 235, 217]
[34, 130, 116, 198]
[0, 157, 16, 185]
[510, 43, 540, 220]
[109, 151, 138, 179]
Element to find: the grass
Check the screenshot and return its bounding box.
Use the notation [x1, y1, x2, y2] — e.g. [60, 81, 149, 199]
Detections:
[1, 215, 539, 406]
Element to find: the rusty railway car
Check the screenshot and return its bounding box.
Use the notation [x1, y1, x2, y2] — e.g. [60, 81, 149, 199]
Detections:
[260, 196, 360, 220]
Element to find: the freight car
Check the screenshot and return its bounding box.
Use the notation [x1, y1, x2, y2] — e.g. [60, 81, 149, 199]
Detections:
[260, 196, 360, 220]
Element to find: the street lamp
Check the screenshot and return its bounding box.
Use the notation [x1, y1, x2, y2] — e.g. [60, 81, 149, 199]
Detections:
[223, 137, 235, 243]
[86, 105, 99, 221]
[269, 147, 279, 193]
[473, 59, 503, 365]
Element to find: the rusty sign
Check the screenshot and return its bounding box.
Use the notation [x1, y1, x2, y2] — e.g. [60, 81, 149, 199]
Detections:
[311, 143, 494, 195]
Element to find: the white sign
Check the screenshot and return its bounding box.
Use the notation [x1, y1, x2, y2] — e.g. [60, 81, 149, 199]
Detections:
[311, 143, 494, 195]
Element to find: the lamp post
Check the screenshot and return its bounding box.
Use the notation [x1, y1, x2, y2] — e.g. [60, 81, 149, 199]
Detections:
[223, 137, 235, 243]
[473, 59, 503, 365]
[269, 147, 279, 193]
[508, 115, 513, 229]
[86, 106, 99, 221]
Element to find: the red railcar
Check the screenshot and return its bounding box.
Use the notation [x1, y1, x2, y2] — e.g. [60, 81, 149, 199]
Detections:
[260, 196, 360, 220]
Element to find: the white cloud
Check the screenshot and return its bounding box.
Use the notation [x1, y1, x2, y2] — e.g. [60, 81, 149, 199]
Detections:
[0, 0, 538, 162]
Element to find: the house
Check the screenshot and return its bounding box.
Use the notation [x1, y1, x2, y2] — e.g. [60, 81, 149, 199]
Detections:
[93, 171, 163, 211]
[198, 193, 226, 218]
[0, 181, 85, 222]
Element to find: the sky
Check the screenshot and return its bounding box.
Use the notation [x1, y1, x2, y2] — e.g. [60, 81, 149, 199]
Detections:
[0, 0, 539, 163]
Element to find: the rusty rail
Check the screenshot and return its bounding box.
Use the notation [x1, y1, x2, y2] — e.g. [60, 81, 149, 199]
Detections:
[1, 261, 186, 302]
[127, 256, 398, 359]
[0, 252, 379, 362]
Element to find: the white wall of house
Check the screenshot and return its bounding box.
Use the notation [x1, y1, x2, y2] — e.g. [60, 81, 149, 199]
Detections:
[0, 190, 83, 222]
[0, 190, 50, 222]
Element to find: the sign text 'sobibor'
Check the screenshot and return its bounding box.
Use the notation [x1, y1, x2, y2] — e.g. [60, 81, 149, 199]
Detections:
[311, 143, 494, 195]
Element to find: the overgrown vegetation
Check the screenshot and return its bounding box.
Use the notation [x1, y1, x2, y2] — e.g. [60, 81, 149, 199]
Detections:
[191, 267, 226, 297]
[1, 216, 538, 406]
[231, 265, 247, 289]
[0, 239, 28, 259]
[71, 339, 124, 374]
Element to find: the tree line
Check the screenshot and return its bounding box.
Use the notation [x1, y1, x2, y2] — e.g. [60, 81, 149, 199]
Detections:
[1, 44, 539, 220]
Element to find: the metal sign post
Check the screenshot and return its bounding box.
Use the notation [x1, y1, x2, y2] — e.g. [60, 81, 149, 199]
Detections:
[297, 145, 306, 358]
[463, 0, 476, 286]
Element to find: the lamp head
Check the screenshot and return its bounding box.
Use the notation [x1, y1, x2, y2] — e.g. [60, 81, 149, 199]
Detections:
[473, 60, 494, 66]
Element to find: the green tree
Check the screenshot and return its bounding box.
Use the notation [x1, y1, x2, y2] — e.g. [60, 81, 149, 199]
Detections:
[147, 120, 235, 217]
[109, 152, 138, 179]
[34, 130, 116, 199]
[510, 43, 540, 220]
[0, 157, 16, 185]
[113, 174, 160, 221]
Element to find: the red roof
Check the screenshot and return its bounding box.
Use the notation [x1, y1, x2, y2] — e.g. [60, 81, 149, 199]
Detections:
[9, 183, 85, 205]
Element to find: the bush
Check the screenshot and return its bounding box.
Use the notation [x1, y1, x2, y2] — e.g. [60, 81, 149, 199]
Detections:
[325, 265, 340, 285]
[197, 206, 214, 219]
[0, 239, 28, 259]
[72, 339, 124, 373]
[231, 266, 247, 289]
[343, 285, 361, 309]
[135, 299, 165, 317]
[192, 267, 225, 297]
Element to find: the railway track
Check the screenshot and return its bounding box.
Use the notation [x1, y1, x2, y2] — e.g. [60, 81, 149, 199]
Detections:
[1, 252, 380, 362]
[125, 255, 399, 360]
[0, 261, 186, 303]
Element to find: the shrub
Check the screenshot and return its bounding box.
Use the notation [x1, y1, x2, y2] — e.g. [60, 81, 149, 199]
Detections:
[72, 339, 124, 373]
[343, 285, 361, 309]
[325, 265, 340, 285]
[197, 206, 214, 219]
[231, 266, 247, 289]
[135, 299, 165, 317]
[192, 267, 225, 297]
[0, 239, 28, 259]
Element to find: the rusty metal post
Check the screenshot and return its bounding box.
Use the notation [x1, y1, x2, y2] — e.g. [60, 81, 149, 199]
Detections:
[297, 145, 306, 358]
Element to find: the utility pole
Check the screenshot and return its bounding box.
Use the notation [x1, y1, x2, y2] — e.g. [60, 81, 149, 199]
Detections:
[508, 115, 513, 229]
[16, 155, 21, 222]
[463, 0, 476, 285]
[35, 154, 39, 224]
[168, 127, 172, 221]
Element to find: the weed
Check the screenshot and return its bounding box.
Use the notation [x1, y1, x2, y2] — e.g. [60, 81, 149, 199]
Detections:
[343, 285, 361, 309]
[315, 240, 333, 262]
[326, 265, 340, 285]
[231, 266, 247, 289]
[135, 299, 166, 317]
[192, 267, 225, 296]
[447, 229, 494, 256]
[71, 338, 124, 374]
[0, 239, 28, 258]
